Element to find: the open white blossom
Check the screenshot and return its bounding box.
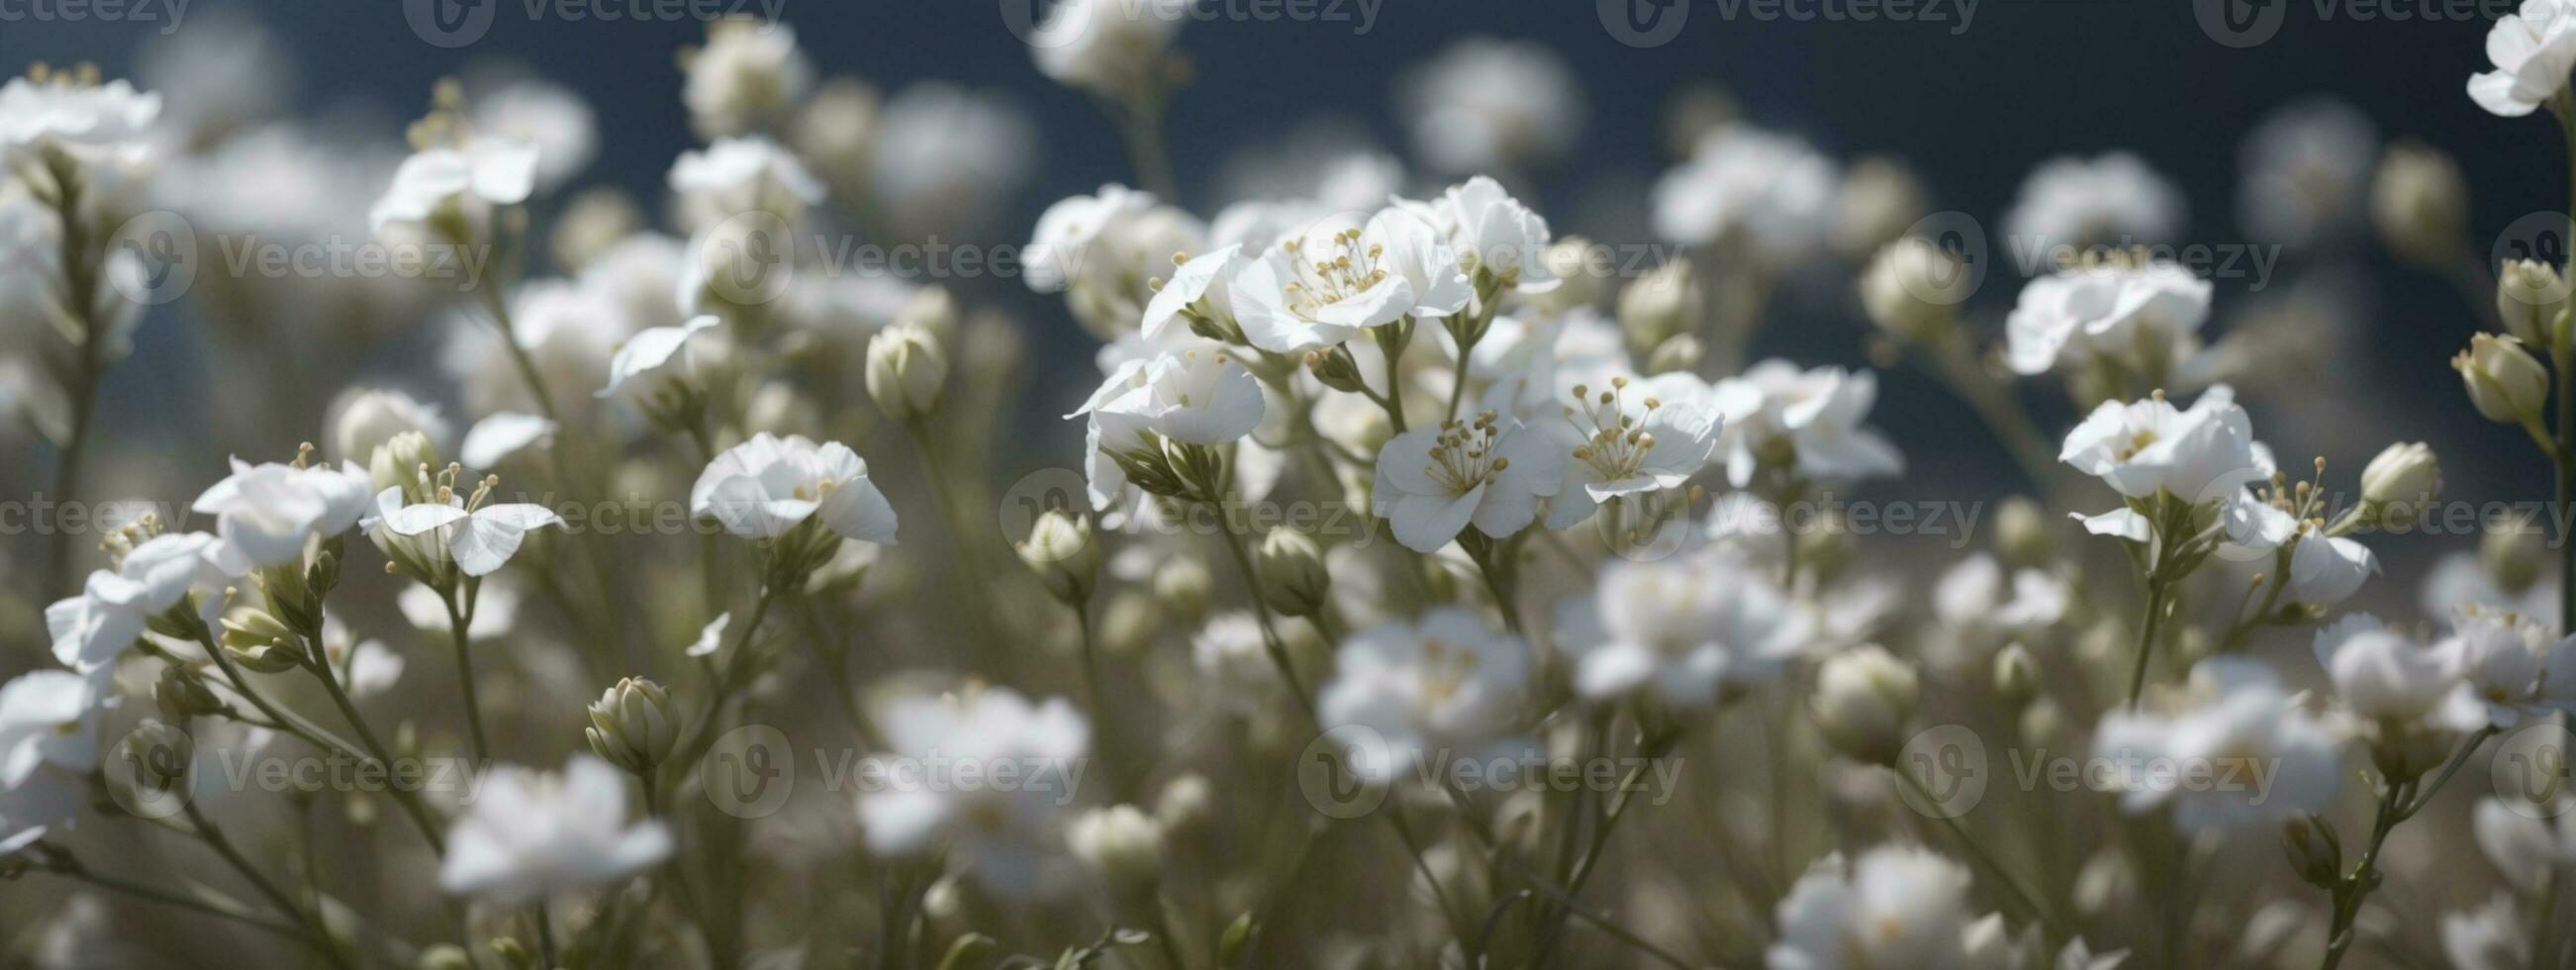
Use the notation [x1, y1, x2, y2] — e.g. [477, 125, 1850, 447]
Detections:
[190, 456, 373, 572]
[1542, 374, 1721, 530]
[0, 70, 160, 168]
[1370, 411, 1562, 553]
[1317, 607, 1533, 785]
[369, 137, 538, 239]
[1074, 347, 1264, 514]
[669, 136, 824, 228]
[2002, 152, 2183, 248]
[2440, 604, 2576, 727]
[690, 434, 899, 542]
[47, 532, 233, 677]
[1398, 175, 1557, 292]
[471, 76, 596, 192]
[857, 685, 1088, 898]
[364, 483, 566, 579]
[439, 754, 672, 906]
[1555, 550, 1810, 707]
[1234, 209, 1471, 353]
[2059, 387, 2262, 508]
[2469, 0, 2576, 116]
[2005, 259, 2211, 379]
[1654, 124, 1838, 265]
[2310, 614, 2464, 726]
[2238, 98, 2376, 248]
[2093, 657, 2339, 833]
[1713, 360, 1904, 489]
[0, 670, 98, 854]
[598, 314, 721, 400]
[1767, 845, 1977, 970]
[1029, 0, 1186, 101]
[683, 18, 812, 140]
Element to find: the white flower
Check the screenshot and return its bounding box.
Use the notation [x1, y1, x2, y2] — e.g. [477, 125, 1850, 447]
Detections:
[46, 532, 233, 676]
[327, 387, 450, 464]
[1554, 550, 1810, 708]
[2440, 604, 2576, 727]
[457, 412, 557, 469]
[1654, 124, 1839, 265]
[439, 754, 672, 906]
[1316, 607, 1533, 786]
[2441, 892, 2532, 970]
[2002, 152, 2183, 248]
[1713, 360, 1904, 489]
[1193, 612, 1287, 708]
[683, 18, 812, 139]
[685, 612, 732, 658]
[1407, 175, 1557, 292]
[1933, 553, 2068, 632]
[598, 314, 721, 400]
[2058, 387, 2262, 505]
[689, 434, 899, 542]
[2310, 614, 2462, 725]
[1370, 411, 1562, 552]
[0, 72, 160, 158]
[1139, 243, 1242, 342]
[868, 83, 1035, 240]
[1074, 348, 1266, 513]
[471, 76, 597, 192]
[1234, 209, 1472, 353]
[669, 136, 824, 228]
[2472, 796, 2576, 892]
[369, 138, 539, 239]
[1534, 377, 1715, 533]
[1766, 845, 1976, 970]
[2092, 657, 2339, 833]
[396, 583, 523, 642]
[190, 457, 374, 571]
[2004, 260, 2211, 378]
[1025, 183, 1159, 294]
[1030, 0, 1186, 101]
[0, 670, 98, 853]
[2470, 0, 2576, 116]
[2238, 98, 2376, 248]
[363, 485, 566, 578]
[856, 685, 1089, 898]
[1398, 37, 1581, 174]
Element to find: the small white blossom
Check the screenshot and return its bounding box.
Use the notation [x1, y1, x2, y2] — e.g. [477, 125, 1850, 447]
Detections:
[2058, 387, 2262, 506]
[2002, 152, 2183, 249]
[2441, 892, 2532, 970]
[369, 138, 539, 239]
[190, 457, 373, 572]
[2310, 614, 2463, 726]
[1029, 0, 1187, 101]
[689, 433, 899, 542]
[439, 754, 672, 906]
[2004, 259, 2211, 379]
[1370, 411, 1562, 553]
[327, 387, 451, 464]
[2092, 657, 2339, 833]
[0, 670, 98, 854]
[683, 19, 812, 140]
[1398, 37, 1581, 175]
[2470, 0, 2576, 116]
[2440, 604, 2576, 727]
[1234, 209, 1472, 353]
[598, 314, 721, 400]
[47, 532, 233, 677]
[1317, 607, 1533, 785]
[1541, 374, 1721, 530]
[1554, 550, 1810, 708]
[1767, 845, 1977, 970]
[669, 136, 824, 228]
[1654, 124, 1838, 265]
[856, 685, 1089, 899]
[1713, 360, 1904, 489]
[457, 412, 557, 469]
[363, 484, 566, 579]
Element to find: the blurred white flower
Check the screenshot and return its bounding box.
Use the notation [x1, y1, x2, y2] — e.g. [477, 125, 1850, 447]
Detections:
[683, 18, 812, 140]
[369, 138, 538, 239]
[2092, 657, 2338, 833]
[2440, 603, 2576, 727]
[2441, 892, 2531, 970]
[2004, 259, 2211, 379]
[2309, 614, 2463, 726]
[327, 387, 451, 465]
[1767, 845, 1976, 970]
[1654, 124, 1838, 265]
[1555, 550, 1809, 707]
[2237, 98, 2375, 248]
[1398, 37, 1581, 175]
[1235, 209, 1472, 353]
[0, 72, 160, 159]
[690, 434, 899, 543]
[1713, 360, 1904, 489]
[0, 669, 98, 855]
[1370, 412, 1561, 553]
[870, 83, 1034, 240]
[2472, 796, 2576, 892]
[1317, 606, 1532, 785]
[190, 456, 373, 571]
[457, 412, 557, 469]
[47, 532, 233, 677]
[1026, 184, 1207, 340]
[2469, 0, 2576, 116]
[1031, 0, 1187, 101]
[2002, 152, 2182, 249]
[439, 754, 672, 906]
[2059, 386, 2261, 505]
[396, 583, 523, 642]
[856, 685, 1089, 899]
[598, 314, 721, 400]
[669, 136, 824, 229]
[471, 76, 597, 192]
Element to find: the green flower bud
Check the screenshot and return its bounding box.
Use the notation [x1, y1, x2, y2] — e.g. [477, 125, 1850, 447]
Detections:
[221, 609, 306, 674]
[2455, 334, 2550, 425]
[1255, 529, 1330, 618]
[1014, 509, 1098, 604]
[866, 321, 949, 421]
[586, 677, 679, 775]
[1811, 645, 1919, 765]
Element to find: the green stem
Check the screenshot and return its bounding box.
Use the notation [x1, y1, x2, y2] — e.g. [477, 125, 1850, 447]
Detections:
[185, 802, 351, 970]
[1212, 516, 1314, 719]
[305, 634, 447, 854]
[1895, 766, 2060, 936]
[2320, 783, 2408, 970]
[2127, 578, 2171, 710]
[1528, 729, 1680, 967]
[58, 867, 306, 939]
[45, 163, 103, 599]
[440, 583, 493, 764]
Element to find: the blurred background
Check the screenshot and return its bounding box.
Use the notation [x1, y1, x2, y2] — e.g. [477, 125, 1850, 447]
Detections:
[0, 0, 2553, 586]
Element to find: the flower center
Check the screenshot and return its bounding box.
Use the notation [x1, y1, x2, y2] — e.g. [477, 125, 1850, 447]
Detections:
[1567, 378, 1659, 481]
[1423, 412, 1509, 497]
[1280, 228, 1389, 318]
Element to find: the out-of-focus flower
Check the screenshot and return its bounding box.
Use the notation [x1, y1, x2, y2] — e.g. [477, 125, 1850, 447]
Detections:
[856, 685, 1089, 898]
[669, 136, 823, 229]
[1554, 550, 1808, 708]
[2442, 892, 2532, 970]
[1767, 846, 1978, 970]
[47, 531, 233, 677]
[1398, 37, 1581, 175]
[0, 669, 100, 853]
[439, 755, 673, 906]
[0, 67, 160, 164]
[1859, 238, 1972, 340]
[2441, 604, 2576, 727]
[1316, 607, 1532, 785]
[1830, 155, 1928, 260]
[2238, 98, 2375, 249]
[470, 75, 596, 192]
[690, 433, 899, 543]
[2005, 257, 2211, 381]
[2002, 151, 2183, 250]
[1712, 360, 1904, 490]
[1066, 804, 1165, 896]
[2498, 258, 2568, 347]
[369, 137, 537, 241]
[2059, 386, 2261, 506]
[1653, 124, 1838, 266]
[602, 311, 722, 404]
[869, 83, 1035, 240]
[2472, 796, 2576, 892]
[2372, 142, 2469, 264]
[1370, 411, 1561, 552]
[1030, 0, 1186, 102]
[2310, 614, 2463, 726]
[2358, 441, 2440, 524]
[683, 18, 812, 140]
[2093, 657, 2339, 832]
[1016, 509, 1099, 604]
[327, 387, 451, 465]
[1811, 644, 1919, 764]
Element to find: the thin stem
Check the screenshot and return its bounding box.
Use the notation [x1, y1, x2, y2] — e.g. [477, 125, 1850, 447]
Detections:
[1072, 596, 1104, 713]
[185, 802, 352, 970]
[1529, 729, 1680, 967]
[1895, 765, 2061, 937]
[2127, 578, 2171, 710]
[45, 165, 103, 599]
[441, 583, 493, 764]
[1374, 325, 1410, 434]
[1210, 515, 1313, 719]
[57, 867, 306, 939]
[2320, 783, 2409, 970]
[903, 415, 1008, 657]
[477, 282, 560, 423]
[306, 633, 448, 853]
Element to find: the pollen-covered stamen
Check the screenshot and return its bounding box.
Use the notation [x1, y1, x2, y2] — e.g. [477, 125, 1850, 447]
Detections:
[1280, 228, 1390, 318]
[1566, 377, 1660, 481]
[1422, 410, 1511, 496]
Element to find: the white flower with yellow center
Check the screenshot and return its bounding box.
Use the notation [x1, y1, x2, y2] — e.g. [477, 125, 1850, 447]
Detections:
[1234, 210, 1471, 354]
[689, 433, 899, 543]
[1542, 374, 1720, 531]
[1767, 845, 1977, 970]
[1317, 606, 1532, 786]
[1370, 411, 1562, 553]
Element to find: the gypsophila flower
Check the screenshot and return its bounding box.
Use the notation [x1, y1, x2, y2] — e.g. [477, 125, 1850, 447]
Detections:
[2469, 0, 2576, 116]
[669, 136, 824, 229]
[1713, 360, 1904, 490]
[2442, 892, 2532, 970]
[2440, 604, 2576, 727]
[2237, 98, 2376, 248]
[2059, 386, 2263, 508]
[2472, 796, 2576, 892]
[2002, 151, 2183, 249]
[1540, 374, 1720, 530]
[47, 530, 234, 678]
[690, 433, 899, 543]
[1654, 124, 1838, 265]
[363, 471, 566, 579]
[597, 314, 720, 402]
[1370, 411, 1562, 553]
[439, 754, 672, 906]
[190, 454, 373, 572]
[327, 387, 452, 465]
[1030, 0, 1187, 102]
[2005, 255, 2212, 382]
[1554, 549, 1810, 708]
[2093, 657, 2339, 833]
[1074, 347, 1264, 512]
[1398, 37, 1581, 175]
[682, 18, 811, 140]
[1317, 606, 1533, 786]
[1234, 208, 1471, 353]
[369, 137, 538, 241]
[2311, 614, 2464, 726]
[856, 684, 1089, 898]
[0, 669, 98, 854]
[1767, 845, 1977, 970]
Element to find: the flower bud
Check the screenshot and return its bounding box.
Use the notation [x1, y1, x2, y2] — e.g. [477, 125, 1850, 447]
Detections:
[2499, 258, 2570, 347]
[897, 284, 961, 343]
[865, 322, 948, 421]
[2359, 441, 2440, 524]
[369, 430, 440, 498]
[221, 609, 306, 673]
[1644, 334, 1704, 375]
[106, 721, 194, 816]
[585, 677, 679, 775]
[1015, 509, 1099, 604]
[2484, 514, 2547, 594]
[154, 666, 225, 722]
[1154, 556, 1211, 621]
[1098, 589, 1162, 656]
[791, 78, 881, 202]
[2371, 142, 2468, 266]
[1860, 238, 1970, 340]
[1155, 773, 1212, 832]
[2454, 334, 2550, 424]
[1832, 156, 1928, 260]
[1618, 259, 1701, 351]
[1303, 345, 1369, 394]
[2281, 814, 2342, 890]
[1993, 642, 2040, 708]
[1067, 805, 1165, 897]
[330, 388, 447, 466]
[417, 944, 478, 970]
[1811, 644, 1919, 765]
[1994, 496, 2051, 568]
[1255, 529, 1331, 618]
